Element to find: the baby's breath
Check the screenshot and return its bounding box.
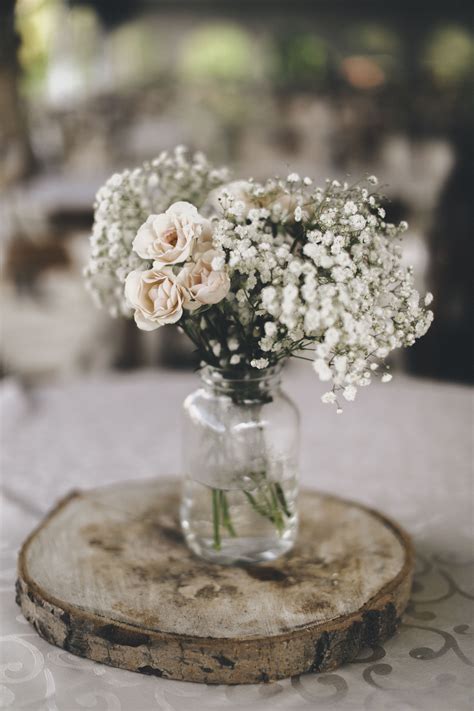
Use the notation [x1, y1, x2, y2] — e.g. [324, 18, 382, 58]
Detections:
[211, 176, 433, 404]
[85, 147, 228, 316]
[86, 156, 433, 408]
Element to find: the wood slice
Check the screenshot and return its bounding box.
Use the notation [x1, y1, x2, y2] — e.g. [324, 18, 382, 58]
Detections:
[16, 479, 413, 684]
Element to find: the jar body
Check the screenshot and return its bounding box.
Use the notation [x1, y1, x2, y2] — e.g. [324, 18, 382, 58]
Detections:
[180, 366, 299, 564]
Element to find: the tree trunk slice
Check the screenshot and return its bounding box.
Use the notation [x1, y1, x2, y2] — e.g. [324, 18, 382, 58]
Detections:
[16, 479, 413, 684]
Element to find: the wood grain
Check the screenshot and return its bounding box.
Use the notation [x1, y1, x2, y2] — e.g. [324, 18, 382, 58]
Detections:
[16, 479, 414, 684]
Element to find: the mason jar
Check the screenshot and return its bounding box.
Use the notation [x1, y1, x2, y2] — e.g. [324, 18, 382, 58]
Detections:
[180, 364, 300, 564]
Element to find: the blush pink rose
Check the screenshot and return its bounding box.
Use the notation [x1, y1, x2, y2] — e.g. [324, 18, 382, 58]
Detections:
[132, 201, 212, 266]
[180, 250, 230, 310]
[125, 267, 188, 330]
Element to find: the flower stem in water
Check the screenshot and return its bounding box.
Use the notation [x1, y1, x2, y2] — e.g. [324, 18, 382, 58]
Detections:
[211, 477, 291, 549]
[219, 490, 237, 537]
[243, 489, 273, 520]
[275, 482, 291, 518]
[212, 489, 221, 550]
[268, 484, 285, 535]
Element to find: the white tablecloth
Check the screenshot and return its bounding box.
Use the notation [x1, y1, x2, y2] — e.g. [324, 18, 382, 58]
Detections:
[1, 367, 472, 710]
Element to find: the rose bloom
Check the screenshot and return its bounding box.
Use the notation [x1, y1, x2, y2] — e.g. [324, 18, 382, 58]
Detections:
[181, 250, 230, 309]
[125, 267, 188, 330]
[132, 201, 212, 266]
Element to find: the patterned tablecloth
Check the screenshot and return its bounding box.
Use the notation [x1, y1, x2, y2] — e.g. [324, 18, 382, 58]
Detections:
[0, 367, 472, 711]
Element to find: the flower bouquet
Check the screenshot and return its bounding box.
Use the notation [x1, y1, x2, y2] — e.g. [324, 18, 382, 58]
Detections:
[86, 146, 433, 563]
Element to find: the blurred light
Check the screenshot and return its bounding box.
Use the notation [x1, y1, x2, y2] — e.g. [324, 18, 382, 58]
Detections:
[424, 26, 474, 84]
[341, 56, 385, 89]
[179, 23, 263, 82]
[16, 0, 103, 102]
[109, 19, 162, 88]
[16, 0, 61, 92]
[345, 23, 400, 54]
[279, 34, 328, 84]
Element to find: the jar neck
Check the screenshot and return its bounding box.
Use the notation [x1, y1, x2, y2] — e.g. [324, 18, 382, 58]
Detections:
[200, 364, 283, 403]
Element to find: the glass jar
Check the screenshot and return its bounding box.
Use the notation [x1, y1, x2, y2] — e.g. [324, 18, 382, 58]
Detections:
[180, 365, 299, 564]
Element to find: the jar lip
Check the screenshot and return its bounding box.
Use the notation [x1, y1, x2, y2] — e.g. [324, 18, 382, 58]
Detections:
[200, 362, 284, 385]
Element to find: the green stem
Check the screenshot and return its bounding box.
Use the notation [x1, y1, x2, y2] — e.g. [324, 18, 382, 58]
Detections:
[260, 484, 278, 520]
[219, 490, 237, 537]
[268, 484, 285, 535]
[243, 490, 274, 522]
[211, 489, 221, 550]
[275, 482, 291, 518]
[242, 476, 291, 537]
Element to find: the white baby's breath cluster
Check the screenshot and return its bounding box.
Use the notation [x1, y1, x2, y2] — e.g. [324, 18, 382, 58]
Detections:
[210, 175, 433, 407]
[86, 148, 433, 408]
[84, 146, 229, 316]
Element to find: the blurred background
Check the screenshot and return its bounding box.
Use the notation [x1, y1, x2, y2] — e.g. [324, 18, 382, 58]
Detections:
[1, 0, 472, 385]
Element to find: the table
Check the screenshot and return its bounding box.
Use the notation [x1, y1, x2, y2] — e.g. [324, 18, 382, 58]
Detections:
[1, 366, 472, 710]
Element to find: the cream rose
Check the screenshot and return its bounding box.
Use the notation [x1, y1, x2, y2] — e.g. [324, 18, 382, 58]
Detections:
[124, 267, 188, 330]
[181, 250, 230, 309]
[132, 201, 212, 266]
